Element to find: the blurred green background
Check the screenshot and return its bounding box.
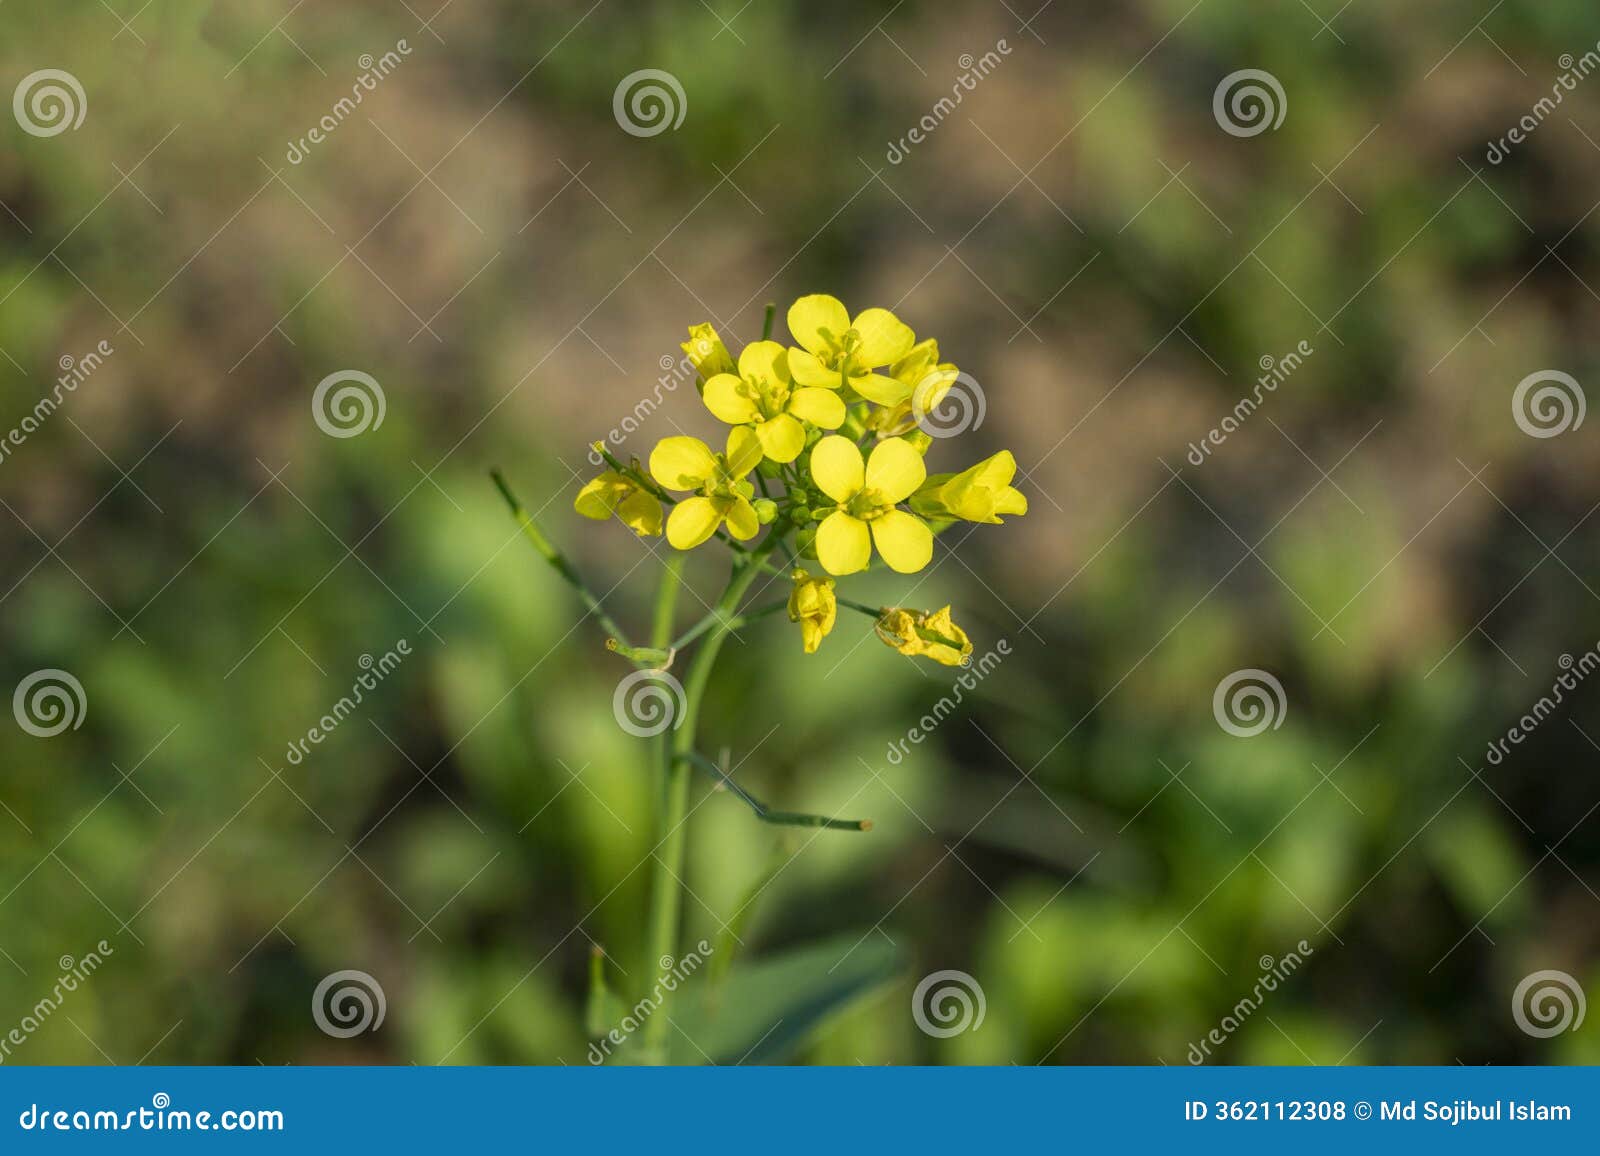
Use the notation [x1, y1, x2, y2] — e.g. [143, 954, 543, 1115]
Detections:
[3, 0, 1599, 1064]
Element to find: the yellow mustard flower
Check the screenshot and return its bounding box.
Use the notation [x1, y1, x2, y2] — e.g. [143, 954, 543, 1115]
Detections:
[649, 427, 765, 549]
[868, 337, 959, 431]
[808, 435, 933, 575]
[786, 569, 837, 654]
[681, 323, 735, 380]
[786, 294, 917, 405]
[875, 605, 973, 666]
[574, 470, 663, 536]
[910, 450, 1028, 525]
[703, 339, 846, 463]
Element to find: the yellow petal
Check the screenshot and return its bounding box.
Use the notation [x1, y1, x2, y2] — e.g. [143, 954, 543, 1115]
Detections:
[574, 472, 623, 520]
[865, 437, 926, 503]
[787, 386, 846, 429]
[682, 323, 735, 379]
[666, 496, 721, 549]
[617, 488, 663, 536]
[650, 437, 716, 491]
[787, 347, 842, 388]
[850, 307, 915, 367]
[809, 435, 865, 502]
[870, 510, 933, 573]
[724, 496, 759, 540]
[702, 373, 761, 424]
[995, 487, 1028, 519]
[848, 372, 913, 406]
[737, 339, 791, 384]
[725, 425, 764, 476]
[787, 294, 850, 354]
[754, 413, 806, 462]
[816, 511, 871, 575]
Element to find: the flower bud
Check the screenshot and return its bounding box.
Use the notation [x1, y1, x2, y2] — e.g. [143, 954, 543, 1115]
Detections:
[753, 498, 778, 524]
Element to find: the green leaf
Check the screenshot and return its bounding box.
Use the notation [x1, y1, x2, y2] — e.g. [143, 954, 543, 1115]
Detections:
[667, 932, 902, 1064]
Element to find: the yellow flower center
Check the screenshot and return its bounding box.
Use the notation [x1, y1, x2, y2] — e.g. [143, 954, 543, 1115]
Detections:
[846, 487, 892, 521]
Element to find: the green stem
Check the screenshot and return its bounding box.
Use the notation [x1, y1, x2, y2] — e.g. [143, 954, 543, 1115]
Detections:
[650, 554, 683, 817]
[669, 599, 787, 652]
[640, 549, 772, 1063]
[491, 469, 634, 648]
[761, 301, 776, 341]
[678, 751, 872, 831]
[838, 596, 883, 619]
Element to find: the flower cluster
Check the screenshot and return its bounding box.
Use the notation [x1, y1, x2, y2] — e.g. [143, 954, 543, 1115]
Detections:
[576, 294, 1026, 662]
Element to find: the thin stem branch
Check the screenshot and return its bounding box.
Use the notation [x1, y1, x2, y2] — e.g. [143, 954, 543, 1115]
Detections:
[669, 599, 787, 652]
[678, 751, 872, 832]
[490, 469, 634, 649]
